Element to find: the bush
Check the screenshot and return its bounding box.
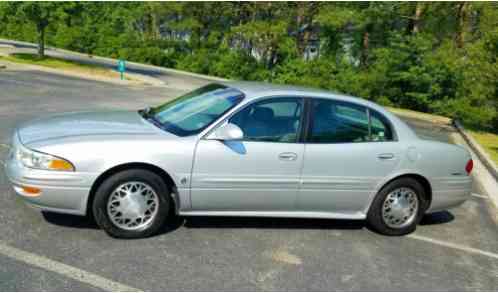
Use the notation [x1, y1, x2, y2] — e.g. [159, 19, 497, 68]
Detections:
[176, 49, 217, 74]
[211, 50, 259, 80]
[117, 47, 171, 67]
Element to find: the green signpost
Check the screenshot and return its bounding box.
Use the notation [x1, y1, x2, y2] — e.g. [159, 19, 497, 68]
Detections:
[117, 59, 126, 80]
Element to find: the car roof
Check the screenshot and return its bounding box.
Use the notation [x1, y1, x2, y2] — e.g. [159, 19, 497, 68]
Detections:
[219, 80, 380, 111]
[220, 80, 336, 98]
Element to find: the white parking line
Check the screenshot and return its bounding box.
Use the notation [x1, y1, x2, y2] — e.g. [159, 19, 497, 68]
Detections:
[0, 242, 140, 292]
[471, 193, 489, 199]
[407, 234, 498, 261]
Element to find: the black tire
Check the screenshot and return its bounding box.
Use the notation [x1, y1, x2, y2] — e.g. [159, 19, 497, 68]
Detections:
[367, 177, 426, 236]
[92, 169, 171, 239]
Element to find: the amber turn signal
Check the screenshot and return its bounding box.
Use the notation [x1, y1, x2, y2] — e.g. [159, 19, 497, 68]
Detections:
[21, 186, 41, 196]
[48, 159, 74, 171]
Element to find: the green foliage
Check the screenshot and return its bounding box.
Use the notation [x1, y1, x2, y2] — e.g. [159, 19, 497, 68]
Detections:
[365, 34, 462, 112]
[210, 50, 260, 80]
[1, 2, 72, 56]
[0, 2, 497, 132]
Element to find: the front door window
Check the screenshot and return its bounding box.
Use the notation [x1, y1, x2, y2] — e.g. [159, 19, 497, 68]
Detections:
[229, 98, 303, 143]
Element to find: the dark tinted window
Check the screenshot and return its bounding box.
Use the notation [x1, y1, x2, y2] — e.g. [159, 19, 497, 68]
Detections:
[309, 99, 370, 143]
[229, 98, 303, 143]
[370, 110, 394, 141]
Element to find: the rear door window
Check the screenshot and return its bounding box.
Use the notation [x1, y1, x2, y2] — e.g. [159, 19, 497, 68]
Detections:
[309, 99, 370, 143]
[308, 99, 394, 143]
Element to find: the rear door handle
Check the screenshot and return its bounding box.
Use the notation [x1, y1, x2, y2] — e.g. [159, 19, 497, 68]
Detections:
[279, 152, 297, 161]
[378, 153, 395, 160]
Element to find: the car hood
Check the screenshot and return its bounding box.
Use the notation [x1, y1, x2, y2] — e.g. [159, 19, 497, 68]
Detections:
[17, 111, 163, 145]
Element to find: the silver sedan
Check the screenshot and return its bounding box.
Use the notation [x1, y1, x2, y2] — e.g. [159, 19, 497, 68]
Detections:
[4, 82, 473, 238]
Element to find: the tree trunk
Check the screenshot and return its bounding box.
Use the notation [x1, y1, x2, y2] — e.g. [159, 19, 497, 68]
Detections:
[37, 24, 45, 58]
[456, 2, 470, 48]
[150, 11, 160, 41]
[361, 30, 370, 67]
[412, 3, 424, 34]
[406, 3, 424, 34]
[295, 2, 317, 59]
[267, 47, 277, 70]
[296, 4, 305, 56]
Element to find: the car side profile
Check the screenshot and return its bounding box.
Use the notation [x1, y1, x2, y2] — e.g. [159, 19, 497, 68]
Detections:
[4, 82, 473, 238]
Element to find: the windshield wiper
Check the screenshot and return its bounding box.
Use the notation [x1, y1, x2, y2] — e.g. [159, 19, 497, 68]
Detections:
[139, 107, 164, 129]
[139, 107, 153, 118]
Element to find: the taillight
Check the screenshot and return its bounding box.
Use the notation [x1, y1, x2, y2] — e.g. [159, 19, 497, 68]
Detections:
[465, 159, 473, 175]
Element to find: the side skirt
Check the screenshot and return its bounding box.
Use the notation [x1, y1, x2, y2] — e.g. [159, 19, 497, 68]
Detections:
[178, 210, 366, 220]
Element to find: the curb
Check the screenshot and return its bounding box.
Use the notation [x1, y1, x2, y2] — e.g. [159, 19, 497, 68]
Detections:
[51, 47, 228, 83]
[0, 59, 142, 86]
[0, 50, 164, 87]
[118, 71, 166, 87]
[452, 119, 498, 181]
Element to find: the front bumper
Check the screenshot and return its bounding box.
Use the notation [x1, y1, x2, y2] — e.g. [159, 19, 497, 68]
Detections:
[4, 152, 96, 216]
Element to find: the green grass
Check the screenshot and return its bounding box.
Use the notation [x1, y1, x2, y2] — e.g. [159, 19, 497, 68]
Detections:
[0, 53, 125, 79]
[467, 130, 498, 166]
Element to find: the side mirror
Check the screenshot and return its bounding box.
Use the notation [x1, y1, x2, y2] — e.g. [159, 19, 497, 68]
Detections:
[207, 123, 244, 141]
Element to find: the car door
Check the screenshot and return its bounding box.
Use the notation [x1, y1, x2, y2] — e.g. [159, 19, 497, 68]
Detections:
[298, 98, 403, 216]
[191, 97, 305, 211]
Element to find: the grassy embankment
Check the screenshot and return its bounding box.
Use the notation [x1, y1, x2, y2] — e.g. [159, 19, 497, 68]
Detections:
[0, 53, 128, 80]
[467, 131, 498, 164]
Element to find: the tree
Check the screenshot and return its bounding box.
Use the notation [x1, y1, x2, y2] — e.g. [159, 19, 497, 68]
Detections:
[232, 2, 291, 70]
[0, 2, 497, 131]
[3, 2, 67, 57]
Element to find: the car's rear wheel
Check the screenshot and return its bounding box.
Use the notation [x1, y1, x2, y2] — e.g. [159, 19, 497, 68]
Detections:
[92, 169, 171, 239]
[367, 177, 426, 236]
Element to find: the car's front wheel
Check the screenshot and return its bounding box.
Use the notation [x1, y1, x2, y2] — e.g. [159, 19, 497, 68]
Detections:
[92, 169, 171, 238]
[367, 177, 426, 236]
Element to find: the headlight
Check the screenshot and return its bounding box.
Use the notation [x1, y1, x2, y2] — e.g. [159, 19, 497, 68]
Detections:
[15, 145, 74, 171]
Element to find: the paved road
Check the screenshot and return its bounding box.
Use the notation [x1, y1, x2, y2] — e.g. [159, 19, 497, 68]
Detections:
[0, 39, 212, 90]
[0, 65, 497, 291]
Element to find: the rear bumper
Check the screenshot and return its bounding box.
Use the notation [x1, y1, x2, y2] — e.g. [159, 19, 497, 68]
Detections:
[4, 154, 96, 216]
[426, 177, 472, 213]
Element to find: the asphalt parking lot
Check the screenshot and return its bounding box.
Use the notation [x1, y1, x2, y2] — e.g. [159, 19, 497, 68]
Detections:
[0, 67, 497, 291]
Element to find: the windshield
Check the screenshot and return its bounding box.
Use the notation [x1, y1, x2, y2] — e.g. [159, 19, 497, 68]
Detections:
[149, 84, 244, 136]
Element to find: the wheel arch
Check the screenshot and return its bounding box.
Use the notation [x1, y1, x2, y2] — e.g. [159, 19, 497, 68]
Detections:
[86, 162, 179, 216]
[374, 173, 433, 211]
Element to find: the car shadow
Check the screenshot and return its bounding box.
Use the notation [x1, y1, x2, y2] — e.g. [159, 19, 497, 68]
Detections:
[419, 211, 455, 225]
[42, 211, 185, 235]
[183, 216, 365, 230]
[42, 210, 455, 236]
[42, 211, 98, 229]
[42, 211, 365, 232]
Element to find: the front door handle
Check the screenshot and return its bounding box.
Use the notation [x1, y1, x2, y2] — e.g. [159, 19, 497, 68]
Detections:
[378, 153, 395, 160]
[279, 152, 297, 161]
